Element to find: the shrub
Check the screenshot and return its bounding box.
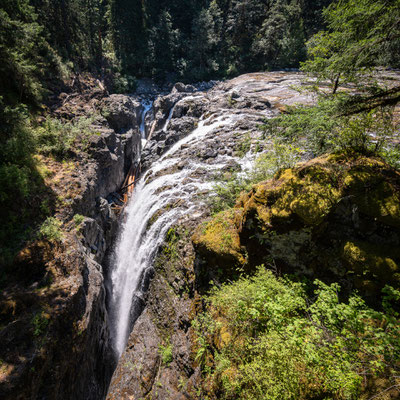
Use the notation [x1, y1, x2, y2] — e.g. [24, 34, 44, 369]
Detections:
[39, 217, 62, 242]
[33, 116, 96, 159]
[194, 267, 400, 400]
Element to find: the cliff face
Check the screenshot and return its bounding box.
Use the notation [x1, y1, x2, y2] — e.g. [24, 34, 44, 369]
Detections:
[0, 82, 143, 399]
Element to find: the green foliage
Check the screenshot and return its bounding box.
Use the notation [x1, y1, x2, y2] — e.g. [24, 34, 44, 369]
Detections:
[159, 340, 173, 365]
[112, 73, 137, 94]
[234, 133, 252, 157]
[301, 0, 400, 89]
[0, 2, 45, 105]
[73, 214, 85, 226]
[162, 227, 180, 261]
[0, 99, 36, 203]
[32, 311, 49, 337]
[264, 95, 397, 159]
[252, 0, 306, 69]
[108, 0, 331, 81]
[34, 116, 96, 159]
[194, 267, 400, 400]
[39, 217, 62, 242]
[31, 0, 108, 70]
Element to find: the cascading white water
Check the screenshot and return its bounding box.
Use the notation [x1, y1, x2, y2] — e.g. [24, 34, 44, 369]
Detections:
[109, 113, 236, 356]
[162, 105, 175, 133]
[162, 94, 203, 133]
[140, 100, 153, 148]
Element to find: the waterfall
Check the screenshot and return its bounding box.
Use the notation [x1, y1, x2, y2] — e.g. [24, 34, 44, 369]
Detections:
[140, 100, 153, 148]
[162, 105, 175, 132]
[109, 113, 236, 356]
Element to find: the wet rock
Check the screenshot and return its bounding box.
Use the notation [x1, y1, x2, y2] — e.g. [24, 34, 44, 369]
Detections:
[172, 82, 196, 93]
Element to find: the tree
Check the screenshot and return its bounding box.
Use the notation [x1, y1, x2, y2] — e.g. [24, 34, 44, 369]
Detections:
[0, 1, 46, 105]
[252, 0, 306, 69]
[188, 5, 222, 80]
[302, 0, 400, 93]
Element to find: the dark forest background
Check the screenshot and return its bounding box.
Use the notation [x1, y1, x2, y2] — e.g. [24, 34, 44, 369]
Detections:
[1, 0, 332, 108]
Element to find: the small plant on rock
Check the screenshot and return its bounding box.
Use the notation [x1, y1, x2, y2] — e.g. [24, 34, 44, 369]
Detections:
[39, 217, 63, 242]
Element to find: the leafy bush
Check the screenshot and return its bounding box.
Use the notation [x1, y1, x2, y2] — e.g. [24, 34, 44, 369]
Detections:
[194, 267, 400, 400]
[39, 217, 62, 242]
[34, 116, 96, 159]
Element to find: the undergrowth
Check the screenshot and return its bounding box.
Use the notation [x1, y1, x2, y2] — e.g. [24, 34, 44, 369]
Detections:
[193, 267, 400, 400]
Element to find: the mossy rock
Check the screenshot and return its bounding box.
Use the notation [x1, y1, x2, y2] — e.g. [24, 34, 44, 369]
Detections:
[192, 208, 245, 266]
[342, 241, 400, 293]
[195, 153, 400, 300]
[245, 160, 342, 230]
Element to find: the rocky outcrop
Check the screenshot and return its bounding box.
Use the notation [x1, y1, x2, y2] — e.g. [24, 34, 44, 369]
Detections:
[101, 95, 143, 133]
[194, 154, 400, 302]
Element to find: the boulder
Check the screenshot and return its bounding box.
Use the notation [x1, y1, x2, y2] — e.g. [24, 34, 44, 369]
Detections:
[101, 94, 143, 132]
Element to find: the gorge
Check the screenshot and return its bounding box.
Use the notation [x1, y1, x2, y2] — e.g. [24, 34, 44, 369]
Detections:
[1, 72, 400, 400]
[2, 1, 400, 398]
[107, 72, 314, 396]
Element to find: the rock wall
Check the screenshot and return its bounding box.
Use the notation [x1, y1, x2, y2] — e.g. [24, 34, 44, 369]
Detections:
[0, 92, 143, 399]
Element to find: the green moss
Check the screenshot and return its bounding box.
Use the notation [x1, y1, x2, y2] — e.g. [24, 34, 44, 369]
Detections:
[357, 181, 400, 227]
[195, 153, 400, 298]
[249, 162, 341, 227]
[343, 241, 399, 291]
[192, 209, 245, 264]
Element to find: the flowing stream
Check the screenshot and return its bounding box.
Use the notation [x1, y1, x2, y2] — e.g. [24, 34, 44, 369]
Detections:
[108, 82, 272, 357]
[140, 100, 153, 148]
[109, 111, 240, 356]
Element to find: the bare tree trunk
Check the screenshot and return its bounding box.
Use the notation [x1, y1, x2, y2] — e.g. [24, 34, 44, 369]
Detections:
[332, 73, 341, 94]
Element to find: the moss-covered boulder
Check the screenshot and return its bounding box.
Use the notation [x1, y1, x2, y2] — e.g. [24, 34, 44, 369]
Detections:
[192, 209, 246, 287]
[193, 154, 400, 300]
